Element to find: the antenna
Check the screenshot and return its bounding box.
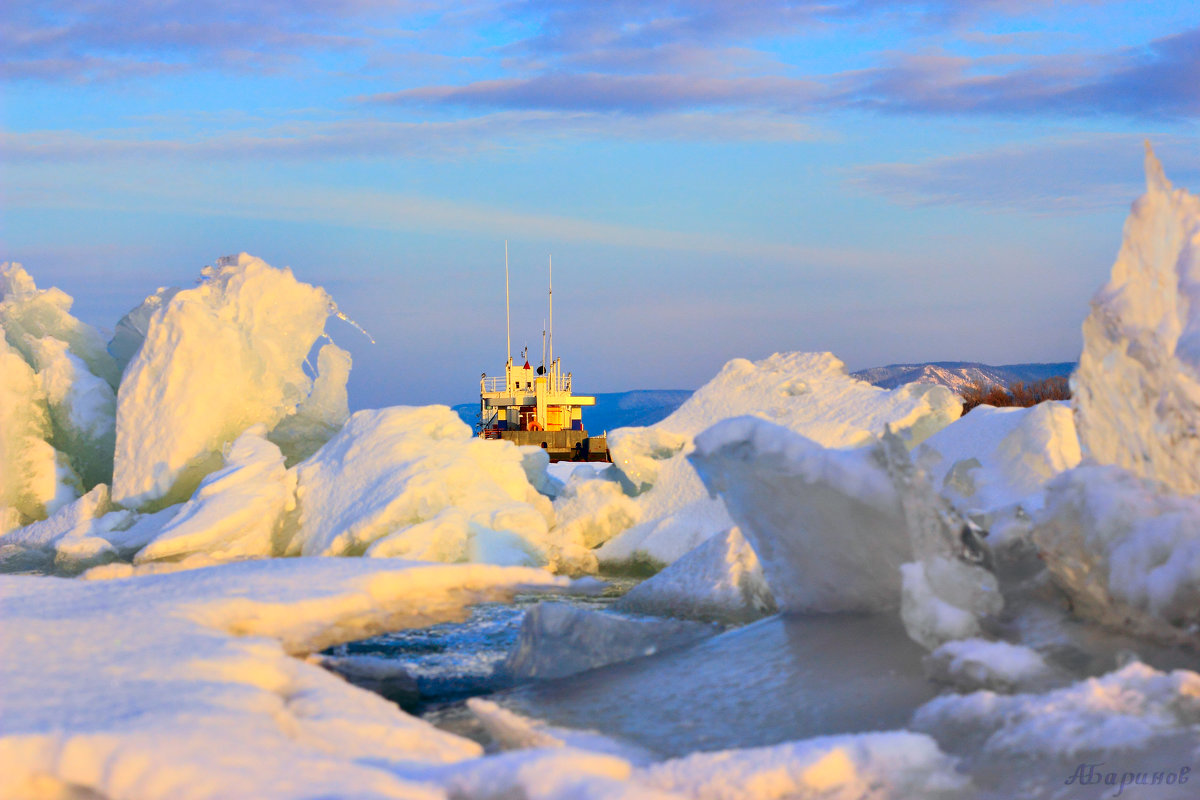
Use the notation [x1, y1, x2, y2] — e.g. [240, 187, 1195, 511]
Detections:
[548, 254, 553, 369]
[541, 319, 546, 370]
[505, 241, 511, 364]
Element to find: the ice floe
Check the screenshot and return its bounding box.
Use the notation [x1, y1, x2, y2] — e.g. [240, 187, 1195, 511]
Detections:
[505, 602, 717, 680]
[1073, 145, 1200, 497]
[112, 254, 340, 510]
[689, 417, 910, 613]
[292, 405, 576, 569]
[0, 558, 567, 800]
[134, 424, 297, 564]
[915, 400, 1080, 517]
[613, 526, 775, 624]
[587, 352, 961, 570]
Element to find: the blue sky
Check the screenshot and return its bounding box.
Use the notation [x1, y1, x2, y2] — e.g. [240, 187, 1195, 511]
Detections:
[3, 1, 1198, 408]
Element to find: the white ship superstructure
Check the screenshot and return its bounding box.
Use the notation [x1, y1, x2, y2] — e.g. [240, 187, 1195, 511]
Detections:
[478, 247, 606, 461]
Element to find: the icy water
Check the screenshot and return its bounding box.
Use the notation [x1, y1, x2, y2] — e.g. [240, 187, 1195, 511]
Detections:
[323, 581, 637, 716]
[329, 584, 937, 758]
[491, 611, 937, 757]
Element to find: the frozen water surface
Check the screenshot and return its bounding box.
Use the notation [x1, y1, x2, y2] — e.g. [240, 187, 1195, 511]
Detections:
[491, 611, 936, 757]
[353, 601, 936, 758]
[326, 582, 637, 713]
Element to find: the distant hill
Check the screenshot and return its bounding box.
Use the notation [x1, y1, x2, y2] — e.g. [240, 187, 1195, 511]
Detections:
[851, 361, 1076, 394]
[452, 389, 693, 434]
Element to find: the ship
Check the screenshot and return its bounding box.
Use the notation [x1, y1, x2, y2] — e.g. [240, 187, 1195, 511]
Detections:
[477, 247, 609, 462]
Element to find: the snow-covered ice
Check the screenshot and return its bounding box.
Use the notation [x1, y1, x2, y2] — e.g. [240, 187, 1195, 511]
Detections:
[647, 352, 960, 447]
[0, 484, 118, 573]
[466, 698, 656, 763]
[3, 148, 1200, 798]
[0, 261, 124, 529]
[639, 732, 969, 800]
[923, 638, 1056, 693]
[1073, 145, 1200, 497]
[135, 425, 296, 564]
[1028, 152, 1200, 642]
[587, 352, 961, 570]
[112, 254, 342, 510]
[613, 526, 775, 624]
[0, 558, 567, 800]
[0, 336, 79, 533]
[1033, 465, 1200, 641]
[293, 405, 587, 570]
[689, 417, 910, 613]
[915, 401, 1080, 517]
[504, 602, 717, 679]
[0, 261, 120, 389]
[913, 660, 1200, 760]
[551, 472, 643, 549]
[28, 334, 117, 488]
[268, 341, 353, 465]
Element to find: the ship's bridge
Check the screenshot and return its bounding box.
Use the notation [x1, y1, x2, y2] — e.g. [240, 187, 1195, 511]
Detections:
[479, 357, 595, 434]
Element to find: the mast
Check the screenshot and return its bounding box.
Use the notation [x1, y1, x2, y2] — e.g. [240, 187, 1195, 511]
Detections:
[505, 240, 511, 365]
[547, 254, 553, 375]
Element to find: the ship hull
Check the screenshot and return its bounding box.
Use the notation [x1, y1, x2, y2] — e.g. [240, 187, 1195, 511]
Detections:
[482, 429, 609, 462]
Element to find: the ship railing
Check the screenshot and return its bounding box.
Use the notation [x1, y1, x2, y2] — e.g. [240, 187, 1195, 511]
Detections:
[482, 373, 573, 395]
[478, 409, 502, 438]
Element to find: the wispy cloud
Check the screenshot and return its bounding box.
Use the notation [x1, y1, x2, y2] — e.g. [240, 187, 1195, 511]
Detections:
[835, 28, 1200, 119]
[3, 0, 1106, 85]
[362, 17, 1200, 123]
[0, 110, 817, 163]
[8, 164, 892, 272]
[368, 73, 819, 113]
[509, 0, 1094, 58]
[850, 134, 1200, 212]
[1, 0, 425, 81]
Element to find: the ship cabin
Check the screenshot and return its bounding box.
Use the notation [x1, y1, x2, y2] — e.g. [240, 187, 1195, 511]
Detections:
[479, 353, 605, 461]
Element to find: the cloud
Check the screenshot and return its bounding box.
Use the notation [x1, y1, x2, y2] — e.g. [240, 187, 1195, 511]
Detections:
[1, 0, 421, 81]
[8, 163, 890, 273]
[368, 73, 819, 113]
[509, 0, 1093, 58]
[3, 0, 1106, 85]
[849, 135, 1200, 213]
[361, 19, 1199, 122]
[0, 110, 816, 163]
[833, 27, 1200, 119]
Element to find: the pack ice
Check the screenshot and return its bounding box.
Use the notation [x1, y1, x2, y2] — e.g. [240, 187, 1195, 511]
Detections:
[1030, 147, 1200, 641]
[563, 353, 961, 562]
[1, 253, 573, 573]
[0, 558, 568, 800]
[2, 150, 1200, 800]
[111, 253, 343, 510]
[0, 263, 119, 533]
